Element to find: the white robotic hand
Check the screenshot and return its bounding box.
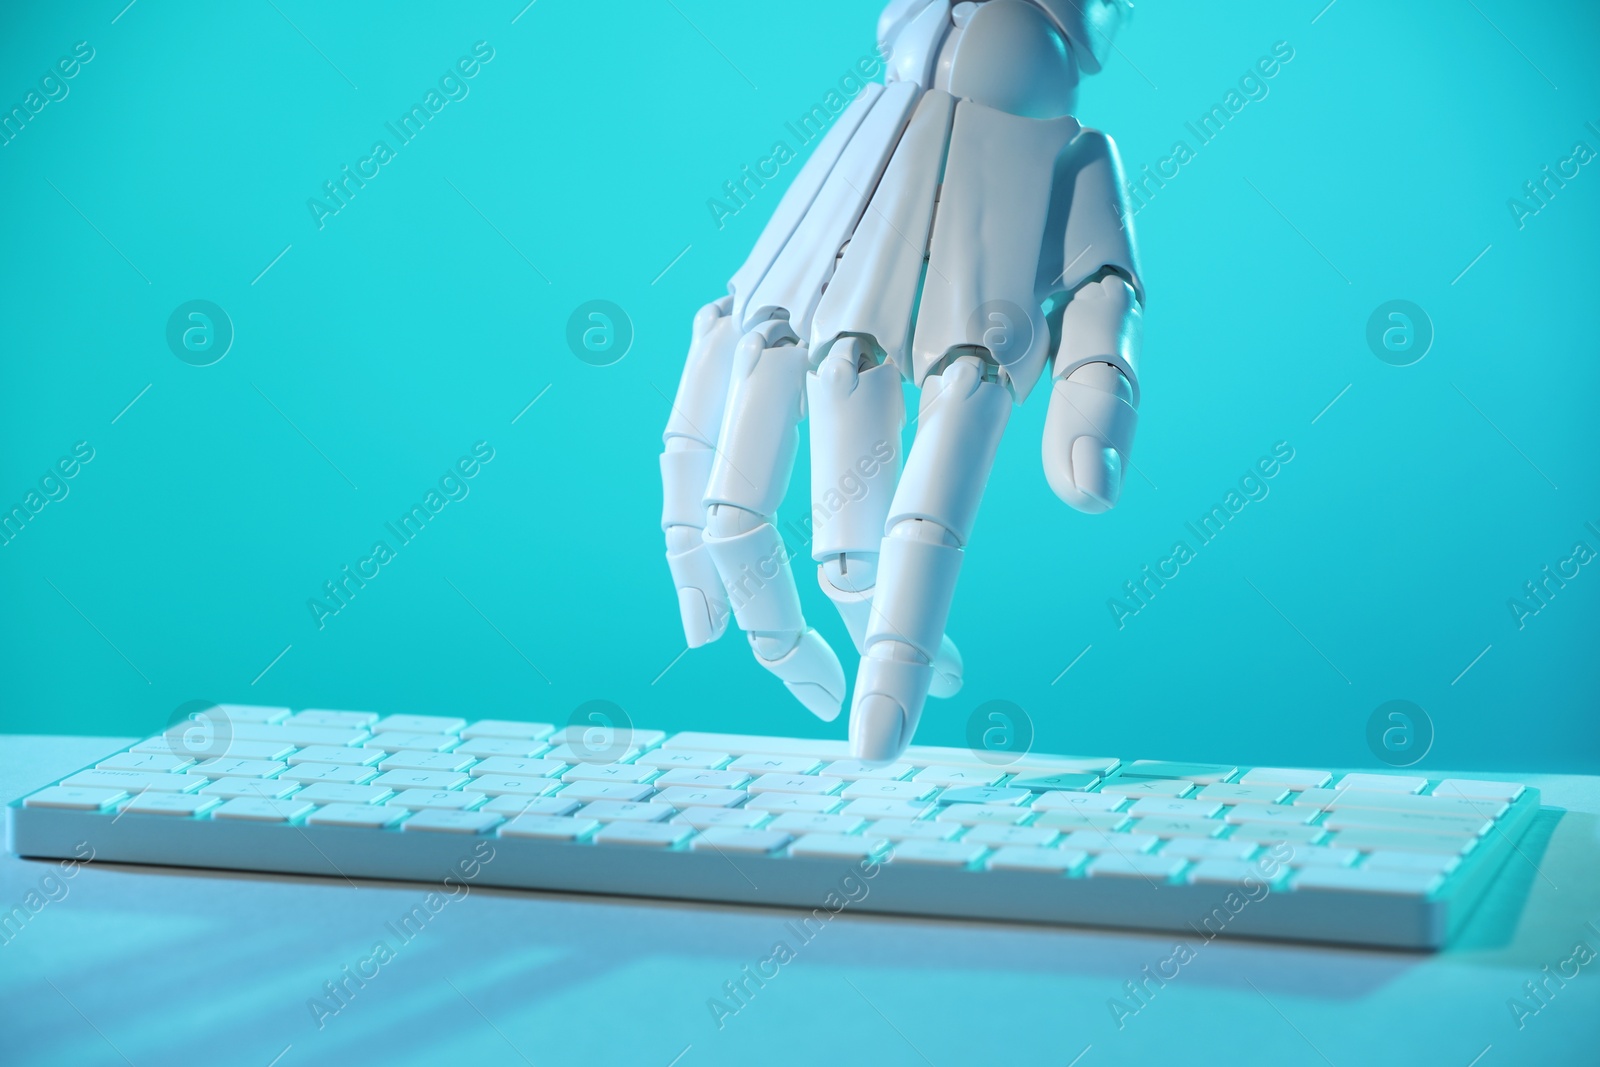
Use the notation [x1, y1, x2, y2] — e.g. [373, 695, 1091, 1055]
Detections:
[661, 0, 1144, 761]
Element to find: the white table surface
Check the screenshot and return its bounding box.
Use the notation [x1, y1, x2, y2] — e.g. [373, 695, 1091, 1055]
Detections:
[2, 735, 1596, 1067]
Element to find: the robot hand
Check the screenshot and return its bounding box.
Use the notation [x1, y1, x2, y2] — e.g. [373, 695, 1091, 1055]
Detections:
[660, 0, 1143, 761]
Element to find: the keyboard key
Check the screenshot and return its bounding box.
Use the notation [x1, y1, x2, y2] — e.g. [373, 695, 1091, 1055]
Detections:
[744, 793, 842, 814]
[1196, 784, 1289, 805]
[680, 734, 1112, 780]
[229, 723, 368, 748]
[1433, 778, 1524, 802]
[963, 825, 1058, 848]
[1031, 811, 1129, 831]
[544, 744, 642, 765]
[938, 786, 1029, 806]
[1032, 791, 1125, 813]
[201, 778, 301, 800]
[460, 719, 554, 741]
[692, 828, 792, 853]
[24, 786, 126, 810]
[936, 804, 1030, 826]
[387, 789, 486, 811]
[307, 803, 408, 828]
[636, 749, 728, 769]
[789, 834, 888, 860]
[287, 709, 379, 728]
[1098, 778, 1193, 798]
[1225, 805, 1315, 825]
[1292, 867, 1441, 895]
[1131, 817, 1224, 838]
[1239, 767, 1332, 789]
[1128, 798, 1223, 819]
[1088, 854, 1186, 879]
[576, 801, 672, 823]
[471, 775, 562, 797]
[729, 755, 823, 776]
[560, 780, 654, 803]
[1293, 790, 1503, 819]
[1320, 809, 1491, 837]
[1010, 772, 1100, 792]
[655, 768, 749, 789]
[64, 770, 207, 793]
[363, 732, 457, 753]
[404, 810, 503, 834]
[1158, 837, 1255, 861]
[1186, 860, 1281, 886]
[1362, 851, 1461, 874]
[453, 738, 547, 759]
[842, 779, 937, 801]
[838, 799, 934, 820]
[291, 746, 385, 766]
[482, 795, 583, 818]
[986, 847, 1087, 873]
[133, 737, 295, 760]
[664, 732, 850, 760]
[890, 840, 986, 866]
[1060, 830, 1158, 854]
[293, 783, 392, 805]
[595, 822, 692, 848]
[500, 815, 599, 840]
[913, 766, 1004, 787]
[1333, 773, 1426, 795]
[1325, 830, 1478, 855]
[378, 752, 476, 773]
[822, 760, 914, 780]
[1123, 760, 1236, 784]
[1225, 824, 1326, 844]
[752, 771, 844, 796]
[867, 819, 961, 841]
[471, 757, 567, 779]
[546, 726, 666, 749]
[279, 764, 379, 786]
[770, 812, 865, 834]
[212, 797, 315, 822]
[561, 764, 657, 784]
[903, 744, 1120, 777]
[1280, 845, 1359, 868]
[371, 770, 470, 790]
[746, 772, 837, 795]
[203, 703, 292, 724]
[373, 714, 467, 734]
[97, 752, 195, 773]
[673, 807, 769, 829]
[652, 786, 747, 809]
[187, 758, 284, 783]
[193, 759, 287, 780]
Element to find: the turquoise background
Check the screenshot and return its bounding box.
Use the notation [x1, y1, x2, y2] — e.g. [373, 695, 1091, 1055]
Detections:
[1, 0, 1596, 774]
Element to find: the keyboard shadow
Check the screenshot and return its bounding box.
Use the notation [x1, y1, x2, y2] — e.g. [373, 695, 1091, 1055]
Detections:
[1447, 807, 1592, 963]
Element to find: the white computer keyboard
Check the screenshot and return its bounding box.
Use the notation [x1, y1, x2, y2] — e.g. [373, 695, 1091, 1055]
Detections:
[6, 705, 1540, 949]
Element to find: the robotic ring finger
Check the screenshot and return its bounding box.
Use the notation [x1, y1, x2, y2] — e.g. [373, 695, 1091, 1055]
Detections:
[660, 0, 1144, 762]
